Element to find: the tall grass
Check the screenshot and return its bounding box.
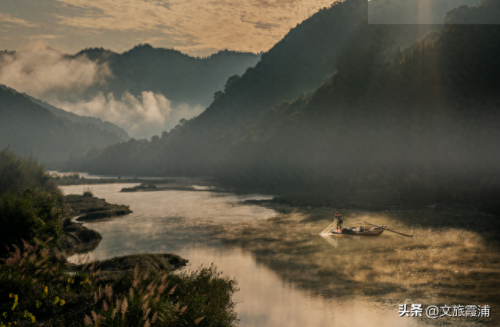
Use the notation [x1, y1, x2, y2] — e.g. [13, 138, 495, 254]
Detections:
[0, 240, 239, 327]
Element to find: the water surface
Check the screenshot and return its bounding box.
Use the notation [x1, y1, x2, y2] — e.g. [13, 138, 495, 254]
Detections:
[63, 183, 498, 326]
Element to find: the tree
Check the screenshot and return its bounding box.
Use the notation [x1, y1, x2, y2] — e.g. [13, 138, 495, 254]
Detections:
[224, 74, 241, 92]
[214, 91, 223, 100]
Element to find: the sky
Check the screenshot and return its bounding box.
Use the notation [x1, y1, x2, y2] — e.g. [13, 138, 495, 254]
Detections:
[0, 0, 335, 57]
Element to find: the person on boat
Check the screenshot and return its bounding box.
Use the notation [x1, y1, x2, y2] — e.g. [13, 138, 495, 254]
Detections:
[334, 212, 343, 231]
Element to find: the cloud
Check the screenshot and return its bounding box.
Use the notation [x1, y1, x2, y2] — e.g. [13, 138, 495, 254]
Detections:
[51, 91, 205, 139]
[0, 12, 37, 27]
[28, 35, 63, 39]
[0, 47, 203, 138]
[0, 47, 111, 99]
[51, 0, 335, 55]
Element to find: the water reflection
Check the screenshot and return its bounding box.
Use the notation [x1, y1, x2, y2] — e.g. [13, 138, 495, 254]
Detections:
[178, 246, 421, 327]
[63, 183, 275, 258]
[63, 183, 498, 326]
[218, 210, 500, 325]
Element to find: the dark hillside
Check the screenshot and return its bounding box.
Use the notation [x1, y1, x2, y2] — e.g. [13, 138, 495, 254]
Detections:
[0, 84, 129, 140]
[213, 0, 500, 210]
[190, 0, 482, 132]
[0, 88, 125, 165]
[152, 0, 448, 174]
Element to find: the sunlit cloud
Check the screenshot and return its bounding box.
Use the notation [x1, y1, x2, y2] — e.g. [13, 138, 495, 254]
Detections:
[28, 35, 63, 39]
[0, 48, 110, 99]
[0, 12, 37, 27]
[51, 0, 335, 54]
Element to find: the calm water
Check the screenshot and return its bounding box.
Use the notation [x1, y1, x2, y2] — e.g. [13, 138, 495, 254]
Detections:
[62, 183, 499, 326]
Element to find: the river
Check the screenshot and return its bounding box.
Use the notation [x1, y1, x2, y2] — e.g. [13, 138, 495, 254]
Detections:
[61, 182, 499, 326]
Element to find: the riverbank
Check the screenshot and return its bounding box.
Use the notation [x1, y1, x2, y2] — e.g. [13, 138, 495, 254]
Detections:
[73, 253, 189, 284]
[65, 194, 132, 221]
[1, 190, 238, 327]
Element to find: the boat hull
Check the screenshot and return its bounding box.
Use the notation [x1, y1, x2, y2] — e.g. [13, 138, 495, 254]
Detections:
[331, 227, 385, 236]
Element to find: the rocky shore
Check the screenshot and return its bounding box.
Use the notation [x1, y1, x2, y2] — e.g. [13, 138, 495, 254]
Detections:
[120, 184, 158, 192]
[56, 193, 190, 280]
[57, 221, 103, 256]
[65, 194, 133, 221]
[72, 253, 189, 283]
[53, 194, 133, 257]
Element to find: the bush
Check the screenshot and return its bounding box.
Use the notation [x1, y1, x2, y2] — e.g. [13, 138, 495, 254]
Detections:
[82, 187, 94, 198]
[0, 188, 66, 255]
[0, 148, 58, 197]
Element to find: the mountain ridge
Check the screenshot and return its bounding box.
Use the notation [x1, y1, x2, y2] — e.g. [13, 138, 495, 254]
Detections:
[68, 45, 262, 108]
[0, 84, 129, 141]
[0, 87, 127, 166]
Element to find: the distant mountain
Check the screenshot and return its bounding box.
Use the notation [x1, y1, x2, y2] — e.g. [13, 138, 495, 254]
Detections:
[0, 87, 126, 166]
[70, 46, 261, 107]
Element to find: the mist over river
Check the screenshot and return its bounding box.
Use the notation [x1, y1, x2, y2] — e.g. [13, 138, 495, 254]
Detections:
[62, 181, 499, 327]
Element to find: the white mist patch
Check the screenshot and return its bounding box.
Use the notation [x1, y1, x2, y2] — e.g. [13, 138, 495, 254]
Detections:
[0, 48, 110, 98]
[52, 91, 205, 139]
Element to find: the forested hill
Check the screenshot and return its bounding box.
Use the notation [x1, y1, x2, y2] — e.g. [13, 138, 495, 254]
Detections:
[0, 84, 129, 140]
[150, 0, 477, 167]
[71, 47, 261, 107]
[67, 0, 500, 212]
[130, 0, 454, 171]
[0, 87, 125, 165]
[182, 0, 480, 132]
[212, 0, 500, 209]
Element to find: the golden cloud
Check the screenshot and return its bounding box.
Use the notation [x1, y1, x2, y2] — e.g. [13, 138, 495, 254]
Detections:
[53, 0, 334, 54]
[0, 12, 37, 27]
[28, 35, 63, 39]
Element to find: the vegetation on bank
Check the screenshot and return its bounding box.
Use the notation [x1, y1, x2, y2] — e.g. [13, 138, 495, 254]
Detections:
[0, 188, 65, 255]
[0, 148, 67, 255]
[0, 148, 59, 197]
[0, 241, 238, 327]
[0, 149, 240, 326]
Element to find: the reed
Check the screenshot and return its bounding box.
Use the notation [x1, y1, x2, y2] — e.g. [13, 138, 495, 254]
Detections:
[0, 241, 238, 327]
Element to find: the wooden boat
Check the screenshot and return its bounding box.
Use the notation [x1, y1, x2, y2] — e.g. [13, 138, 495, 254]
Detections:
[330, 226, 385, 236]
